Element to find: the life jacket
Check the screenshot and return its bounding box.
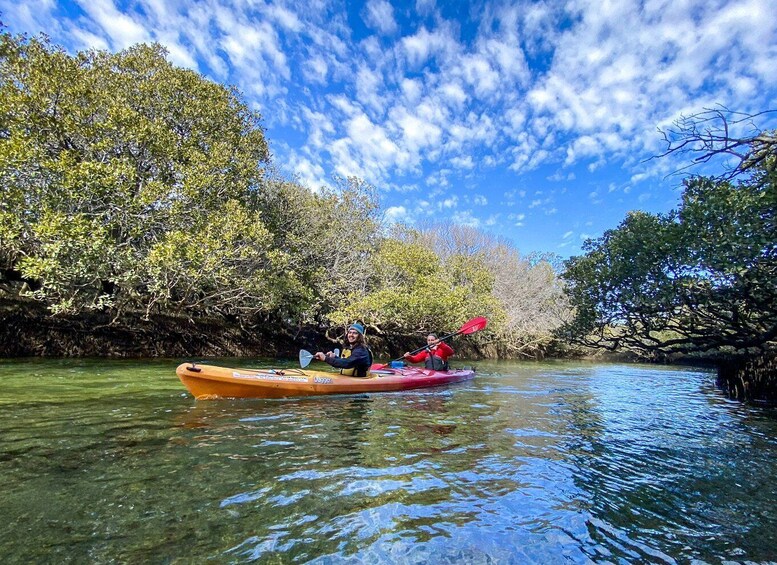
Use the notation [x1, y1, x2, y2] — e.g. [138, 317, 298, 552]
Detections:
[339, 344, 373, 377]
[424, 350, 449, 371]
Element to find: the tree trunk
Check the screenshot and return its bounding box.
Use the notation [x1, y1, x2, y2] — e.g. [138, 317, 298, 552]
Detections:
[717, 354, 777, 405]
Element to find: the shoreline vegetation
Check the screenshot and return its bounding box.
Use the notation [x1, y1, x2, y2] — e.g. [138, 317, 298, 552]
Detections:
[1, 31, 774, 405]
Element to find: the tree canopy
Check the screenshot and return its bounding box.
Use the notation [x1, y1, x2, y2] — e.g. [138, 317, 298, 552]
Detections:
[0, 33, 285, 316]
[561, 117, 777, 360]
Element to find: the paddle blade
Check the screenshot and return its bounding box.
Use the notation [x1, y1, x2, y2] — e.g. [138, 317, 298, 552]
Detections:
[299, 349, 314, 368]
[333, 349, 340, 358]
[458, 316, 488, 335]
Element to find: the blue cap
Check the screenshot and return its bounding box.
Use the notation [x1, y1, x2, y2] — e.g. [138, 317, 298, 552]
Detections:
[348, 323, 365, 335]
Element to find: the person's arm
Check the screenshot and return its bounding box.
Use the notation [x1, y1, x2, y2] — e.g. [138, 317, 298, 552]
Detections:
[404, 350, 428, 363]
[314, 351, 334, 361]
[326, 346, 370, 369]
[435, 342, 454, 359]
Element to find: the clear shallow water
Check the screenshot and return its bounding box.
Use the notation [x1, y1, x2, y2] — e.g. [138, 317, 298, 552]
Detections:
[0, 358, 775, 564]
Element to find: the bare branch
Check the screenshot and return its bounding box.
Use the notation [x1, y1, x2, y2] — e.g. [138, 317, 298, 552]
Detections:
[650, 106, 777, 181]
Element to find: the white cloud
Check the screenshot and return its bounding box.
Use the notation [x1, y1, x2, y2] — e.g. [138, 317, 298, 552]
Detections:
[70, 28, 111, 52]
[401, 25, 458, 68]
[299, 106, 335, 150]
[286, 152, 327, 192]
[302, 56, 329, 84]
[425, 169, 452, 188]
[481, 38, 530, 85]
[329, 95, 361, 117]
[349, 115, 402, 163]
[438, 81, 468, 108]
[440, 196, 458, 209]
[457, 54, 500, 96]
[77, 0, 150, 49]
[451, 210, 481, 227]
[362, 0, 399, 35]
[266, 4, 303, 32]
[384, 205, 409, 223]
[401, 78, 424, 104]
[415, 0, 437, 17]
[389, 106, 443, 153]
[355, 65, 386, 113]
[508, 212, 525, 227]
[450, 155, 475, 169]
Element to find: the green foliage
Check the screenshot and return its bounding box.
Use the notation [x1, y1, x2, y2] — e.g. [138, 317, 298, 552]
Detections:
[0, 31, 277, 317]
[17, 211, 115, 313]
[245, 173, 384, 324]
[293, 176, 383, 321]
[141, 200, 308, 318]
[561, 153, 777, 357]
[384, 223, 569, 353]
[329, 233, 504, 336]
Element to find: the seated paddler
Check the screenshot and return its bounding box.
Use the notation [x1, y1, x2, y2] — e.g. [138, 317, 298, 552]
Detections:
[314, 322, 373, 377]
[403, 333, 454, 371]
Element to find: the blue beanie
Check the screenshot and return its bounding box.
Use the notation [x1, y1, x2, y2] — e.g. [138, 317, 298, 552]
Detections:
[348, 323, 365, 335]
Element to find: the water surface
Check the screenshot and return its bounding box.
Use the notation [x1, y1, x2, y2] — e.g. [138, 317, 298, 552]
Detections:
[1, 358, 775, 563]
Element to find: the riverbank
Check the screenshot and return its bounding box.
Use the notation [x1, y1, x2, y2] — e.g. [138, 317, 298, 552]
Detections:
[0, 298, 494, 360]
[4, 298, 774, 405]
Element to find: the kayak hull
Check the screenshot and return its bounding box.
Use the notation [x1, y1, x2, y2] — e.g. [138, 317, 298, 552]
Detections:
[176, 363, 475, 399]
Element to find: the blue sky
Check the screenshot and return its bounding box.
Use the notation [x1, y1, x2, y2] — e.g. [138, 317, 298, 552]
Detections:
[2, 0, 776, 258]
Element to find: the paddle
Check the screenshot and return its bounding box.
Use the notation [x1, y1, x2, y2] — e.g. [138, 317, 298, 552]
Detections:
[299, 349, 313, 368]
[299, 348, 339, 368]
[381, 316, 489, 367]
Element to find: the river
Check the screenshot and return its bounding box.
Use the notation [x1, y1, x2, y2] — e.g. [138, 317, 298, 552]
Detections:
[0, 358, 775, 563]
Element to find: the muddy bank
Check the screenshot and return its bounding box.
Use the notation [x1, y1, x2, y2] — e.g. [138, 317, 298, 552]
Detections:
[1, 300, 284, 358]
[0, 299, 486, 361]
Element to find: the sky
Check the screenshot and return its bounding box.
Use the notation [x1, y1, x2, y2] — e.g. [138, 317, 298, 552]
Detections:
[1, 0, 776, 258]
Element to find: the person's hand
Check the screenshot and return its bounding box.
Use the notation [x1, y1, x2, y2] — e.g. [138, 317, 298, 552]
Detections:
[403, 352, 411, 358]
[314, 352, 326, 361]
[325, 350, 335, 358]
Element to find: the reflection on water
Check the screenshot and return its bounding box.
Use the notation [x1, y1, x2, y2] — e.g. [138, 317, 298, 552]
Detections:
[0, 358, 776, 563]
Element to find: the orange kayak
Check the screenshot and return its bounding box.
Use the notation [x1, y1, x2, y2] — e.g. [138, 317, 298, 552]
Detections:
[176, 362, 475, 399]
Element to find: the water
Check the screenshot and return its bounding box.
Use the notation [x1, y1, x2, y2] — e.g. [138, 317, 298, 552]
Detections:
[1, 358, 775, 564]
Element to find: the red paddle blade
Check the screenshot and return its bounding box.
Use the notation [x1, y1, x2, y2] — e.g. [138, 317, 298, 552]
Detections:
[458, 316, 488, 335]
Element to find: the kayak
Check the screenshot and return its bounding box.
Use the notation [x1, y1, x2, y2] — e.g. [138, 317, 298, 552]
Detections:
[176, 362, 475, 399]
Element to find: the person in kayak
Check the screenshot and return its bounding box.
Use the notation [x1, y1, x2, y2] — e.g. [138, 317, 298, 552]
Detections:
[314, 323, 373, 377]
[403, 334, 454, 371]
